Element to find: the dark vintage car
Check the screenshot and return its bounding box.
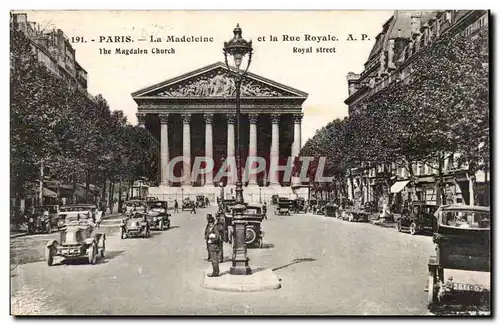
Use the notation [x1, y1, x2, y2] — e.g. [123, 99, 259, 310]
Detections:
[45, 211, 105, 266]
[146, 200, 171, 230]
[427, 205, 490, 308]
[291, 198, 307, 213]
[313, 200, 328, 215]
[244, 204, 266, 248]
[221, 203, 265, 248]
[121, 212, 150, 239]
[397, 201, 439, 235]
[196, 195, 206, 208]
[182, 198, 195, 211]
[274, 198, 292, 216]
[322, 202, 339, 218]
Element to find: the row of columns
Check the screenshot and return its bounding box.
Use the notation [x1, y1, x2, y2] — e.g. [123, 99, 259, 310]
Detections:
[137, 112, 303, 187]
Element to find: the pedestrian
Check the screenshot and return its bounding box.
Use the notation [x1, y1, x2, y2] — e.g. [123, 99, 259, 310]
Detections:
[204, 214, 221, 277]
[205, 196, 210, 207]
[174, 200, 179, 213]
[190, 203, 197, 214]
[262, 203, 267, 220]
[216, 213, 225, 263]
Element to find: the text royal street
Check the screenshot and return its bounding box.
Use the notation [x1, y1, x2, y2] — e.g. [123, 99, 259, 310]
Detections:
[293, 46, 336, 54]
[99, 48, 176, 55]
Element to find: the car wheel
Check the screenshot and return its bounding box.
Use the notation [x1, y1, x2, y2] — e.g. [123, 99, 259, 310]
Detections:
[45, 246, 54, 267]
[245, 228, 257, 245]
[396, 221, 402, 232]
[159, 220, 164, 231]
[409, 222, 417, 235]
[88, 243, 97, 265]
[166, 222, 170, 230]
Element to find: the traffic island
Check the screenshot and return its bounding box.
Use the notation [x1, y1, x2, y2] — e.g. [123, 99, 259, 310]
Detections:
[201, 264, 281, 292]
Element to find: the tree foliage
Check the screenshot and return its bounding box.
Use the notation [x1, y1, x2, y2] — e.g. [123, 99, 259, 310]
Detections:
[299, 28, 489, 200]
[10, 29, 158, 201]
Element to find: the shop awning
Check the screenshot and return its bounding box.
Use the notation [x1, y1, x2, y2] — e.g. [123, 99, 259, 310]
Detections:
[29, 186, 58, 198]
[390, 180, 410, 193]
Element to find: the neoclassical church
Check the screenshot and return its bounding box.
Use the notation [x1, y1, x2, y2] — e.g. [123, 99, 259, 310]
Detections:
[132, 62, 308, 202]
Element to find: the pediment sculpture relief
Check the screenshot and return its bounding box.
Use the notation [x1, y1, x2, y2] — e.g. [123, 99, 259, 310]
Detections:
[155, 70, 288, 97]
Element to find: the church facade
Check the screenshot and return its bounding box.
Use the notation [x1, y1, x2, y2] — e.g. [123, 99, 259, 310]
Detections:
[132, 62, 308, 202]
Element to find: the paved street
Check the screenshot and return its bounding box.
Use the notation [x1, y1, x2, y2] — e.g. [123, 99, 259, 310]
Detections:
[11, 207, 437, 315]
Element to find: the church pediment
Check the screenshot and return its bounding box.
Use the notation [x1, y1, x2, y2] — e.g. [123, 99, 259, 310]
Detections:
[132, 62, 308, 99]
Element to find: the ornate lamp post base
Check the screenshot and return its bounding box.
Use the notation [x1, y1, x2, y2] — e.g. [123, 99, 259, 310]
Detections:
[230, 212, 252, 275]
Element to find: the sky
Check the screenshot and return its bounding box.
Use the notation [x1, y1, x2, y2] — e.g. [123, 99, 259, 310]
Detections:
[17, 10, 393, 142]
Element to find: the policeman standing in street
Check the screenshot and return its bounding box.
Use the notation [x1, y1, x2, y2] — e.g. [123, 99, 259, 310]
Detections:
[216, 213, 225, 263]
[204, 214, 220, 277]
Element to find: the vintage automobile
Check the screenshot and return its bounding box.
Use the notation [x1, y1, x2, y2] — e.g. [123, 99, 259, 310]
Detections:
[340, 200, 370, 222]
[427, 205, 490, 307]
[312, 200, 329, 215]
[182, 198, 195, 211]
[121, 212, 151, 239]
[34, 205, 60, 231]
[322, 202, 340, 218]
[124, 200, 147, 215]
[58, 204, 97, 229]
[45, 211, 105, 266]
[290, 198, 307, 213]
[397, 201, 439, 235]
[243, 204, 266, 248]
[145, 200, 171, 230]
[274, 198, 292, 216]
[196, 195, 207, 208]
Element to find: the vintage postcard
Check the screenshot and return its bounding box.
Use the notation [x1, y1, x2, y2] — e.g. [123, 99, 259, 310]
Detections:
[9, 10, 490, 316]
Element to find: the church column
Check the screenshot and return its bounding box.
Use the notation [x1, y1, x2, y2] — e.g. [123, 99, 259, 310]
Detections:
[204, 113, 214, 186]
[226, 113, 236, 186]
[182, 113, 192, 186]
[292, 113, 303, 157]
[292, 113, 303, 186]
[159, 113, 170, 186]
[136, 113, 146, 128]
[269, 113, 281, 187]
[248, 113, 259, 186]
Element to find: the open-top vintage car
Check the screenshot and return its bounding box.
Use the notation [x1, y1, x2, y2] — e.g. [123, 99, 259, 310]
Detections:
[58, 204, 97, 229]
[45, 211, 105, 266]
[121, 212, 151, 239]
[145, 200, 170, 230]
[274, 198, 292, 216]
[124, 200, 147, 215]
[182, 198, 195, 211]
[427, 205, 490, 308]
[397, 201, 439, 235]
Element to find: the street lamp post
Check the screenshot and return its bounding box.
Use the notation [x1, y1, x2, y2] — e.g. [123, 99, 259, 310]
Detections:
[219, 181, 225, 200]
[223, 23, 253, 275]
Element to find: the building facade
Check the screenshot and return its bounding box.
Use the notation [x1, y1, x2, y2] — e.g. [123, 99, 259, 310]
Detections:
[344, 10, 489, 209]
[11, 13, 90, 95]
[132, 62, 308, 202]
